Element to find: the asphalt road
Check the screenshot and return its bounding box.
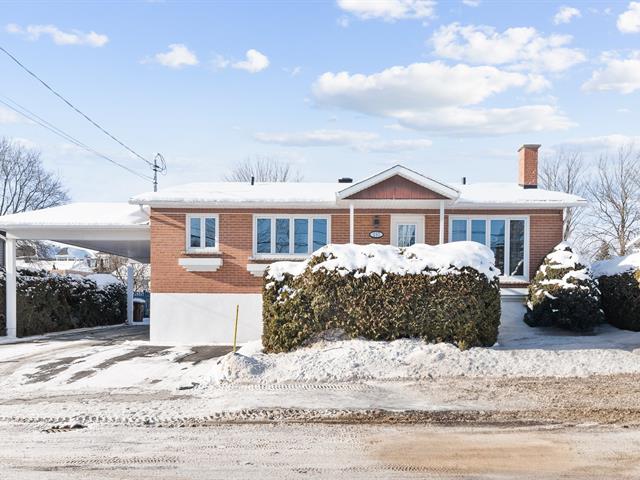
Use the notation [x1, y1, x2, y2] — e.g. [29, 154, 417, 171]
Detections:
[2, 422, 640, 479]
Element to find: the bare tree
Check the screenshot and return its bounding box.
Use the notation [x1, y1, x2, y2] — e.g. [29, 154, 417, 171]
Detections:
[585, 146, 640, 256]
[0, 138, 69, 215]
[539, 149, 587, 240]
[94, 254, 149, 292]
[224, 156, 302, 182]
[0, 138, 69, 262]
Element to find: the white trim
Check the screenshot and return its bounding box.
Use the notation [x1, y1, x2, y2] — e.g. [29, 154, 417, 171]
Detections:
[178, 257, 223, 272]
[185, 213, 219, 254]
[247, 263, 269, 277]
[337, 165, 460, 201]
[448, 214, 530, 281]
[252, 214, 331, 258]
[390, 215, 425, 247]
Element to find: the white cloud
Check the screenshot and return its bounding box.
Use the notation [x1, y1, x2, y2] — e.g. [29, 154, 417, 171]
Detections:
[5, 23, 108, 47]
[553, 6, 581, 25]
[283, 66, 302, 77]
[312, 61, 573, 135]
[462, 0, 480, 6]
[359, 138, 433, 152]
[582, 51, 640, 94]
[556, 134, 640, 152]
[254, 129, 432, 152]
[254, 129, 377, 146]
[392, 105, 574, 135]
[232, 49, 270, 73]
[617, 2, 640, 33]
[337, 16, 350, 28]
[0, 106, 21, 124]
[336, 0, 436, 21]
[149, 44, 199, 69]
[431, 23, 586, 73]
[314, 62, 527, 113]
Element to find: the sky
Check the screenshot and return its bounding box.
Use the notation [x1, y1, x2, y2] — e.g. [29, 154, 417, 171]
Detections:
[0, 0, 639, 202]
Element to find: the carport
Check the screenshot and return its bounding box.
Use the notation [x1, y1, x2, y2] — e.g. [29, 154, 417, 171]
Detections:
[0, 203, 150, 338]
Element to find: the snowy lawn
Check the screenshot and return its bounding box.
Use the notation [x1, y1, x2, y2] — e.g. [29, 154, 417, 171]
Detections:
[215, 301, 640, 384]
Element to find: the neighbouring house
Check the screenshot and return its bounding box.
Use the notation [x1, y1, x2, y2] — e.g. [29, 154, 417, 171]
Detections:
[0, 144, 586, 344]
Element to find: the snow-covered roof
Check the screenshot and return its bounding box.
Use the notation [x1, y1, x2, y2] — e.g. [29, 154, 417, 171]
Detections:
[130, 179, 586, 209]
[130, 182, 341, 206]
[453, 183, 586, 208]
[0, 203, 149, 229]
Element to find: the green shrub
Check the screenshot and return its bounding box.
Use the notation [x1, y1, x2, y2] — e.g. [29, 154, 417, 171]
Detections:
[263, 243, 501, 353]
[0, 269, 127, 337]
[524, 242, 603, 333]
[593, 253, 640, 331]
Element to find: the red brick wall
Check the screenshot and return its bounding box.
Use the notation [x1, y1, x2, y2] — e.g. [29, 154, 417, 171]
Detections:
[150, 207, 563, 293]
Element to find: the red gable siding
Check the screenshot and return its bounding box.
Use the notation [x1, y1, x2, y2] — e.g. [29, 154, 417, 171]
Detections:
[344, 175, 448, 200]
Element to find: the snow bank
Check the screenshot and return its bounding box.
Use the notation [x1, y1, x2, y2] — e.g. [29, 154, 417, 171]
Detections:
[215, 303, 640, 383]
[592, 253, 640, 278]
[266, 242, 499, 282]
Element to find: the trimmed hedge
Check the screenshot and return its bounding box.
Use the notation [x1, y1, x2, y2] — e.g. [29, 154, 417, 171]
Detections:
[0, 269, 127, 337]
[263, 243, 501, 353]
[593, 253, 640, 331]
[524, 243, 603, 333]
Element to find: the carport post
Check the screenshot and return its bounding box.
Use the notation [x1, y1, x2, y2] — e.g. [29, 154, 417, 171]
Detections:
[126, 264, 134, 325]
[5, 236, 16, 338]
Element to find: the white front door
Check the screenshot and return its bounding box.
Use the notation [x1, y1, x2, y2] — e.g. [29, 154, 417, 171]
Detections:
[391, 215, 425, 247]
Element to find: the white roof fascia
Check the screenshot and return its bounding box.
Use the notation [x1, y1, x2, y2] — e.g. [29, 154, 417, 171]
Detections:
[131, 201, 341, 209]
[336, 165, 460, 201]
[451, 200, 588, 209]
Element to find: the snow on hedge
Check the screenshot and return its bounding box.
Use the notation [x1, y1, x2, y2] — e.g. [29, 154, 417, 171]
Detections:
[266, 241, 499, 282]
[85, 273, 122, 289]
[592, 252, 640, 278]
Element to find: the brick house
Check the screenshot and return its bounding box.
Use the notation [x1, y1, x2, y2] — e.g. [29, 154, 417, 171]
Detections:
[126, 144, 585, 345]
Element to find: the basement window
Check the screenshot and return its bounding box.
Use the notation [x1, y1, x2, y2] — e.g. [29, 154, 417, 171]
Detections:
[186, 214, 219, 252]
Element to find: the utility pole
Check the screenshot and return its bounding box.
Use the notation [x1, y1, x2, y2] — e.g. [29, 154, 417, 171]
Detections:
[152, 153, 166, 192]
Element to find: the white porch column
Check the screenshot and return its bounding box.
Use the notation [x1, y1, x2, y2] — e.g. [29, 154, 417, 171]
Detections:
[349, 203, 355, 244]
[438, 201, 445, 244]
[5, 237, 16, 338]
[126, 264, 134, 325]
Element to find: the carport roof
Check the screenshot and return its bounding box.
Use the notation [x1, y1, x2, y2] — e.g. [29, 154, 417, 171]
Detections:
[0, 203, 150, 263]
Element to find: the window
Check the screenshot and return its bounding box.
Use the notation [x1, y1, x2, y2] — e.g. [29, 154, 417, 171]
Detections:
[186, 214, 218, 252]
[448, 216, 529, 279]
[397, 224, 417, 247]
[451, 220, 467, 242]
[254, 215, 330, 256]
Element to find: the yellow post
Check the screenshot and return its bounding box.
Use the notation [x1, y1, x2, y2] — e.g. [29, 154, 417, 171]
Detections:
[232, 304, 239, 354]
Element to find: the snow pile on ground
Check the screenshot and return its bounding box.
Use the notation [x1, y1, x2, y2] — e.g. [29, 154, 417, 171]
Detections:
[592, 252, 640, 277]
[214, 302, 640, 384]
[267, 242, 499, 281]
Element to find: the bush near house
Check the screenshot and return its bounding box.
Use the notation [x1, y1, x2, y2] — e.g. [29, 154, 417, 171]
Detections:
[593, 253, 640, 331]
[524, 242, 603, 333]
[0, 269, 126, 337]
[263, 242, 501, 353]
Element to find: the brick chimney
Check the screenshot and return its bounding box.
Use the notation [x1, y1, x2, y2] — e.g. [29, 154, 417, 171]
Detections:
[518, 144, 541, 189]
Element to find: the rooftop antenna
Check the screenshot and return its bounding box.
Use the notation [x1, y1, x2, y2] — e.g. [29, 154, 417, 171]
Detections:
[152, 153, 167, 192]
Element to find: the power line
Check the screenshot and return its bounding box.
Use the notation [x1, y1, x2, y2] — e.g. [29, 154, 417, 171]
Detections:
[0, 45, 154, 168]
[0, 95, 153, 181]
